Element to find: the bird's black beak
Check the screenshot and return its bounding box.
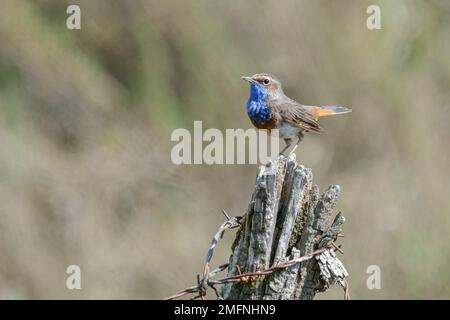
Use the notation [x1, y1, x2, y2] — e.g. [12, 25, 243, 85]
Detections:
[242, 76, 256, 84]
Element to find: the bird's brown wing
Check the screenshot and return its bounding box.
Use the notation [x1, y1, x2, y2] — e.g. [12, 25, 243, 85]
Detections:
[271, 98, 322, 133]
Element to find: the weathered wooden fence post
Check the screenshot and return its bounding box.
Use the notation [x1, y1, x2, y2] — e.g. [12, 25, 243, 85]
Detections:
[165, 154, 349, 300]
[221, 154, 349, 300]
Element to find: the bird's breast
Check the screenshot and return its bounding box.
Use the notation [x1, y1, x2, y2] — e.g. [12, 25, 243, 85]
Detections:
[250, 113, 278, 130]
[278, 121, 301, 139]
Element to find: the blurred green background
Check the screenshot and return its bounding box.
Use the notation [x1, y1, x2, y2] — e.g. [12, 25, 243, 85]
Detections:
[0, 0, 450, 299]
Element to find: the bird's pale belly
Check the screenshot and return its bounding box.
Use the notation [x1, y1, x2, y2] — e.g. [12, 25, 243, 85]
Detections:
[278, 122, 301, 139]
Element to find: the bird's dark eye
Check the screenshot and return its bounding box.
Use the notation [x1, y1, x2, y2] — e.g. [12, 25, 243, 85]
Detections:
[263, 78, 270, 85]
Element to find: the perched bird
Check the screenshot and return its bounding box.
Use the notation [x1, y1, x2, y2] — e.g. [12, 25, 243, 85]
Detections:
[242, 73, 351, 155]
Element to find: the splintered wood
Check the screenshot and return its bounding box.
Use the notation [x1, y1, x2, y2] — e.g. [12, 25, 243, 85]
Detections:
[221, 154, 349, 300]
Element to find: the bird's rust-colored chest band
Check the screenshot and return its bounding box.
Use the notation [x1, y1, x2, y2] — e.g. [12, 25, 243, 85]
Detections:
[251, 113, 278, 130]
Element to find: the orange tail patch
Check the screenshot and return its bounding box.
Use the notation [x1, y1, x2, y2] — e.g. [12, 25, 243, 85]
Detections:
[311, 105, 352, 119]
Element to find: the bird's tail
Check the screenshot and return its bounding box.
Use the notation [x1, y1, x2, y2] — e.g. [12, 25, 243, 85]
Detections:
[309, 105, 352, 118]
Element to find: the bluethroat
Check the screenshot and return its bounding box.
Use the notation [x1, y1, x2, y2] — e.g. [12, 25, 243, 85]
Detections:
[242, 73, 351, 155]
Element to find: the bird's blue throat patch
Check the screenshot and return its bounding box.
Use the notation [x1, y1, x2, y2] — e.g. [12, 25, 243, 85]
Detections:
[246, 83, 271, 124]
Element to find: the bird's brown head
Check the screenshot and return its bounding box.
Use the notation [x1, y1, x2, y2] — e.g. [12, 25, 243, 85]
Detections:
[241, 73, 283, 96]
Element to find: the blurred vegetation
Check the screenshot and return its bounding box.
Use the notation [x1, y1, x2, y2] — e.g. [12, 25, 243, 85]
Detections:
[0, 0, 450, 299]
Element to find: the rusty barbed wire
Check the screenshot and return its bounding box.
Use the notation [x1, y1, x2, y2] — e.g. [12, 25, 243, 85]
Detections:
[164, 211, 349, 300]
